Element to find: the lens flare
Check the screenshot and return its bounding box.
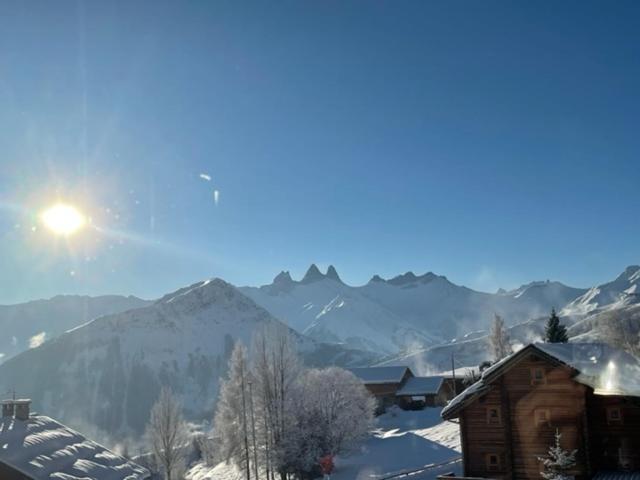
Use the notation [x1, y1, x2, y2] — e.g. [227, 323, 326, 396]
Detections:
[41, 203, 86, 236]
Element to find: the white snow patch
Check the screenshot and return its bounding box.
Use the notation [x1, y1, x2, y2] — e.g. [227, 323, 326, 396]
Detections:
[29, 332, 46, 349]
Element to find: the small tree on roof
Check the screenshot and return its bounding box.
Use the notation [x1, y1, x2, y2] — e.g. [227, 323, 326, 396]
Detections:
[545, 308, 569, 343]
[538, 429, 577, 480]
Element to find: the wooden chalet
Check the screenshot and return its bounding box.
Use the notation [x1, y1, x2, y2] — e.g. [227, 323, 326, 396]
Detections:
[350, 366, 414, 410]
[350, 366, 452, 411]
[441, 343, 640, 480]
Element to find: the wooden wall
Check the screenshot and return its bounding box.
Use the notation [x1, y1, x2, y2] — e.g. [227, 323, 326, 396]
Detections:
[461, 354, 589, 480]
[587, 392, 640, 471]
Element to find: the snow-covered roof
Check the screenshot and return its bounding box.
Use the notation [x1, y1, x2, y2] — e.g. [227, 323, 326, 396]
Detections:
[396, 376, 444, 396]
[0, 414, 150, 480]
[442, 342, 640, 419]
[349, 366, 412, 384]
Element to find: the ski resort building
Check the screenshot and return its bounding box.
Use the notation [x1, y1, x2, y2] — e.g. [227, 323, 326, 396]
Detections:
[441, 343, 640, 480]
[349, 366, 451, 410]
[0, 398, 150, 480]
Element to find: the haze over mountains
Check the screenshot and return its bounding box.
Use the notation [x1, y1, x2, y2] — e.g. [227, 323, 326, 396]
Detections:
[241, 264, 587, 353]
[0, 295, 150, 363]
[0, 264, 637, 438]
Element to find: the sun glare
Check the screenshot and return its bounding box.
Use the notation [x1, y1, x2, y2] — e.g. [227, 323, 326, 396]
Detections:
[41, 203, 86, 236]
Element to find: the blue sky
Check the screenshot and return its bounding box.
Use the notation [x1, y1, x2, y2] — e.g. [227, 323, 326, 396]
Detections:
[1, 1, 639, 303]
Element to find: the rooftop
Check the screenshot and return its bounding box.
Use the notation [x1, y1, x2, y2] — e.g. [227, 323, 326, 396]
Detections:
[0, 414, 149, 480]
[349, 366, 412, 384]
[442, 342, 640, 419]
[396, 376, 444, 396]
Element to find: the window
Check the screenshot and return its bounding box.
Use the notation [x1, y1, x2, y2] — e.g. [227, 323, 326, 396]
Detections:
[607, 406, 623, 424]
[531, 367, 546, 385]
[535, 408, 551, 426]
[486, 406, 502, 425]
[486, 453, 501, 472]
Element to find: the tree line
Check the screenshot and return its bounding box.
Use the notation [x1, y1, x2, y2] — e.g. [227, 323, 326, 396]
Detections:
[144, 326, 375, 480]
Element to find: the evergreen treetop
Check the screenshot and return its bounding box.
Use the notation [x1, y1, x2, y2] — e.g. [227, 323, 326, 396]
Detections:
[545, 308, 569, 343]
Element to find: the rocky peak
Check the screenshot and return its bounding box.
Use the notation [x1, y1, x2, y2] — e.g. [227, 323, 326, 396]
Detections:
[325, 265, 342, 283]
[301, 264, 325, 284]
[273, 271, 293, 284]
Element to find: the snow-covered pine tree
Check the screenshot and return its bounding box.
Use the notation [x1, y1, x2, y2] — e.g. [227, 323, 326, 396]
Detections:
[538, 429, 577, 480]
[545, 308, 569, 343]
[489, 314, 512, 361]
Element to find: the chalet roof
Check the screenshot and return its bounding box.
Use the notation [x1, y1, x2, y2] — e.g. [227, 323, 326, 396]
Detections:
[0, 414, 150, 480]
[349, 366, 412, 384]
[442, 342, 640, 420]
[396, 376, 444, 396]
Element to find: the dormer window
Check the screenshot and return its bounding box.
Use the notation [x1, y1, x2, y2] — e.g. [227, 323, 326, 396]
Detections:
[486, 407, 502, 425]
[531, 367, 546, 385]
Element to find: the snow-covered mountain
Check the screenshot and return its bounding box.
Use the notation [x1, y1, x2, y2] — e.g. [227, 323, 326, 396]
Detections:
[0, 279, 376, 438]
[562, 265, 640, 316]
[0, 294, 150, 363]
[241, 265, 586, 353]
[379, 266, 640, 374]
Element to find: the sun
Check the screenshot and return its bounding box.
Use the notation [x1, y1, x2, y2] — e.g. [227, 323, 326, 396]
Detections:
[41, 203, 86, 236]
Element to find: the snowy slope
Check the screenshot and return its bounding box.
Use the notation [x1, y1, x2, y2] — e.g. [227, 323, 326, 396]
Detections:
[241, 266, 436, 353]
[242, 265, 585, 353]
[380, 267, 640, 374]
[0, 279, 375, 438]
[562, 265, 640, 316]
[0, 294, 150, 363]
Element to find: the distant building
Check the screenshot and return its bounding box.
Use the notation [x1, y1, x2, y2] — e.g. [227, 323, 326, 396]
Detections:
[349, 366, 452, 411]
[0, 398, 150, 480]
[441, 343, 640, 480]
[396, 375, 448, 408]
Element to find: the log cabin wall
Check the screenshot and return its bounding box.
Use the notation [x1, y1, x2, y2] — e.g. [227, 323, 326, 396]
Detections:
[461, 353, 590, 480]
[502, 354, 588, 480]
[460, 384, 508, 479]
[586, 392, 640, 471]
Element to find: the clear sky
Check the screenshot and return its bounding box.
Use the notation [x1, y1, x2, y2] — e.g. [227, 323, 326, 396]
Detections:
[1, 1, 639, 303]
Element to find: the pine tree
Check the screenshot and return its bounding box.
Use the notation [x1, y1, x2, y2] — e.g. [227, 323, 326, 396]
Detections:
[538, 429, 577, 480]
[545, 308, 569, 343]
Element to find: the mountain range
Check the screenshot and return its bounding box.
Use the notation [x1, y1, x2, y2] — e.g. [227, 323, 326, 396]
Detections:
[0, 264, 637, 439]
[241, 264, 587, 353]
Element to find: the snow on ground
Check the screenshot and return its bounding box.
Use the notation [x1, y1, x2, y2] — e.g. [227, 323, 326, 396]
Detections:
[332, 407, 461, 480]
[186, 407, 461, 480]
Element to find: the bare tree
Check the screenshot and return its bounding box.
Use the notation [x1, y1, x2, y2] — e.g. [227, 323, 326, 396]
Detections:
[146, 387, 189, 480]
[213, 343, 252, 478]
[489, 314, 512, 361]
[251, 325, 302, 480]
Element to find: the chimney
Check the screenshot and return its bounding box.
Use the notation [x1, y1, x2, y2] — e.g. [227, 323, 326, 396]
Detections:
[2, 400, 14, 418]
[14, 400, 31, 421]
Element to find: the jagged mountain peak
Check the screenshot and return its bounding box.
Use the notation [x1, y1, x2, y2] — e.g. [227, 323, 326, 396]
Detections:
[273, 270, 294, 284]
[325, 265, 342, 283]
[301, 264, 325, 284]
[369, 274, 385, 283]
[387, 271, 441, 287]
